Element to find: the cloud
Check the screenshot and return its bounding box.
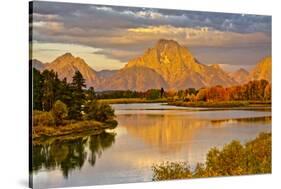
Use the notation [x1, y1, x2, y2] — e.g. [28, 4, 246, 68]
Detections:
[126, 25, 270, 47]
[33, 21, 64, 34]
[32, 13, 61, 21]
[30, 1, 272, 68]
[93, 49, 142, 62]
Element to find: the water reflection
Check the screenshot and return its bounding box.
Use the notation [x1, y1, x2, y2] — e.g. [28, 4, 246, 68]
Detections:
[117, 114, 271, 154]
[211, 116, 272, 127]
[32, 104, 272, 188]
[118, 114, 206, 153]
[32, 131, 116, 178]
[88, 132, 116, 166]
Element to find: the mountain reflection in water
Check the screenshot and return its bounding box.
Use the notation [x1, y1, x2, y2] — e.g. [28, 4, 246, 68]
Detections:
[117, 114, 271, 154]
[32, 103, 271, 188]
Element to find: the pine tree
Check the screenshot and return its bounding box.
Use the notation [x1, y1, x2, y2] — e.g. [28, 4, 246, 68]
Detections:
[41, 70, 56, 111]
[32, 68, 43, 110]
[68, 71, 86, 120]
[86, 87, 96, 101]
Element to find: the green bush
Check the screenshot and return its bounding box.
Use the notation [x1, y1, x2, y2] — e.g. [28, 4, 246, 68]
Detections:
[33, 110, 55, 127]
[51, 100, 68, 126]
[152, 162, 192, 181]
[152, 132, 271, 181]
[84, 100, 115, 122]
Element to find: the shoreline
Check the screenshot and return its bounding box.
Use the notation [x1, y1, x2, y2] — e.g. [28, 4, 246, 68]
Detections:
[97, 98, 168, 104]
[32, 119, 118, 141]
[167, 101, 271, 109]
[97, 98, 271, 111]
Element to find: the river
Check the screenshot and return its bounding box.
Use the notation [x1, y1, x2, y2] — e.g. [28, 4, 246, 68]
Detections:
[32, 103, 271, 188]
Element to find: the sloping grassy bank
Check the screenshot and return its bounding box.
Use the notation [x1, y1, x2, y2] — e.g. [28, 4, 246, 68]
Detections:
[32, 119, 117, 139]
[168, 101, 271, 109]
[97, 98, 168, 104]
[168, 101, 250, 108]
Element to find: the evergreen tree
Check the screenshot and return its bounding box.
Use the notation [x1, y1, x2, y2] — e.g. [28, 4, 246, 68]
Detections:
[32, 68, 43, 110]
[58, 78, 72, 108]
[41, 70, 56, 111]
[68, 71, 86, 120]
[86, 87, 96, 101]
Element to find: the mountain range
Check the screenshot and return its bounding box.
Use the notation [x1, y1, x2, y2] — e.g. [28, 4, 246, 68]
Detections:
[32, 39, 272, 91]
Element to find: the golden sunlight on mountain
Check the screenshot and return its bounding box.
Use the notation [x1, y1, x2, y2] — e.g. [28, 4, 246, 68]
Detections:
[118, 114, 207, 154]
[249, 56, 272, 82]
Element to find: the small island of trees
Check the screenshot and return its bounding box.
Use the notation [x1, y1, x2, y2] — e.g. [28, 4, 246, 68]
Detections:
[32, 68, 117, 139]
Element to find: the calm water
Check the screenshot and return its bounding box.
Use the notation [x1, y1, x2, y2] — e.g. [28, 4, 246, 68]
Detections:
[32, 103, 271, 188]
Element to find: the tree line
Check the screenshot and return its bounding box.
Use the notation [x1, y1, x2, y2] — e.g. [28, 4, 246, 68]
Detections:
[33, 68, 113, 125]
[96, 88, 165, 100]
[95, 79, 271, 102]
[177, 79, 271, 102]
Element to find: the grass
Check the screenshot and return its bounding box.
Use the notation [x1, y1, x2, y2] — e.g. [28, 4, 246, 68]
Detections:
[168, 101, 250, 108]
[97, 98, 168, 104]
[32, 119, 117, 139]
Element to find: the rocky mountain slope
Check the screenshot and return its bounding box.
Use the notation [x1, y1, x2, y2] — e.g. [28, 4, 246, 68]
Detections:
[43, 53, 100, 86]
[98, 66, 168, 91]
[124, 39, 237, 89]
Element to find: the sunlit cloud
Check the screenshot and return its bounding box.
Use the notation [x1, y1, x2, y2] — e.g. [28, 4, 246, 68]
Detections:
[31, 1, 272, 70]
[32, 42, 126, 71]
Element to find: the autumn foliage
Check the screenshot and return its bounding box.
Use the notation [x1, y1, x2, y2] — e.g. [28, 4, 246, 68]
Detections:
[193, 80, 271, 102]
[152, 132, 271, 181]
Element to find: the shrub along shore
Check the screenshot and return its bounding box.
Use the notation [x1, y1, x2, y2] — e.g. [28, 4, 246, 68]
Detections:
[32, 119, 117, 139]
[152, 132, 271, 181]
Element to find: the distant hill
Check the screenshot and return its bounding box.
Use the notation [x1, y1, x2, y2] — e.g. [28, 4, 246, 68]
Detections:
[31, 59, 45, 71]
[229, 68, 249, 84]
[96, 69, 118, 79]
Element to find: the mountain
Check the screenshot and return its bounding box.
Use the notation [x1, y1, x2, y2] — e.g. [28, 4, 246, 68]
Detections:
[229, 68, 249, 84]
[33, 40, 271, 91]
[248, 56, 272, 82]
[97, 69, 118, 79]
[31, 59, 45, 71]
[125, 39, 237, 89]
[44, 53, 99, 87]
[97, 66, 168, 91]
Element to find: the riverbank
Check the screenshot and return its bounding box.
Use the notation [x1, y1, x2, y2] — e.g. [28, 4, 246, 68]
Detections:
[168, 100, 271, 108]
[97, 98, 168, 104]
[32, 119, 117, 140]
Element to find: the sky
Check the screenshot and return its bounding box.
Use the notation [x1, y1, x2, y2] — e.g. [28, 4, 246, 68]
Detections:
[30, 1, 271, 71]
